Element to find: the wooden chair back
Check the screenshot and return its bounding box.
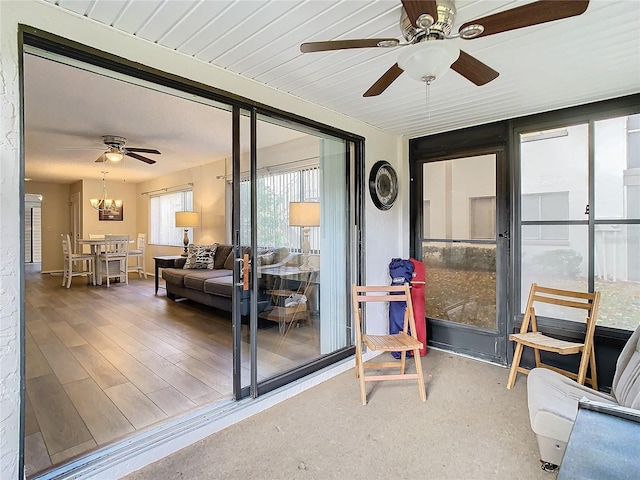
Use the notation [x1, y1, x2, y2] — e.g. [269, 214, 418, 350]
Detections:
[507, 283, 601, 390]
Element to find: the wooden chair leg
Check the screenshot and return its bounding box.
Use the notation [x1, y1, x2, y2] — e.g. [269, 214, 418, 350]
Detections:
[589, 343, 598, 390]
[357, 346, 367, 405]
[507, 342, 525, 390]
[577, 344, 594, 386]
[414, 348, 426, 402]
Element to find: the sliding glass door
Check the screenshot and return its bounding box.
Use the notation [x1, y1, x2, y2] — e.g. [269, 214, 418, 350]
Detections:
[232, 111, 356, 398]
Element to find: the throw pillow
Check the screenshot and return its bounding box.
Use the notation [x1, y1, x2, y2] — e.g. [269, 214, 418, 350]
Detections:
[183, 244, 217, 270]
[214, 244, 233, 269]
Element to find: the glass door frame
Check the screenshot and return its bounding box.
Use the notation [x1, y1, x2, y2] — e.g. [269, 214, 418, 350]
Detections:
[410, 137, 510, 365]
[231, 107, 364, 401]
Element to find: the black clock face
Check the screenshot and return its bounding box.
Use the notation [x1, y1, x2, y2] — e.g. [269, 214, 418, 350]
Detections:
[369, 161, 398, 210]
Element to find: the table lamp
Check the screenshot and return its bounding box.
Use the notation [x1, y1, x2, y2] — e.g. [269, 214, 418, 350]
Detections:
[175, 211, 199, 256]
[289, 202, 320, 271]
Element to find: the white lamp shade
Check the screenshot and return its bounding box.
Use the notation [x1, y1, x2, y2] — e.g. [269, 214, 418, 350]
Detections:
[289, 202, 320, 227]
[397, 41, 460, 81]
[175, 211, 199, 227]
[105, 151, 123, 162]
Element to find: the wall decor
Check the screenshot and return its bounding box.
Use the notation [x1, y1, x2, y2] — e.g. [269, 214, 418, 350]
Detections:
[98, 202, 123, 221]
[369, 160, 398, 210]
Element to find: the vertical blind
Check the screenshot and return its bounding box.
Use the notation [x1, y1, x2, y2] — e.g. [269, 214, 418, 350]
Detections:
[149, 190, 193, 246]
[240, 167, 320, 251]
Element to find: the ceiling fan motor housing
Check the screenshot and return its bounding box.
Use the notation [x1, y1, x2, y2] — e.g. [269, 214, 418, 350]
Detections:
[400, 0, 456, 43]
[103, 135, 126, 149]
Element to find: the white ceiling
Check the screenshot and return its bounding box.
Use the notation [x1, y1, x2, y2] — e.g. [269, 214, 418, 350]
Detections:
[26, 0, 640, 183]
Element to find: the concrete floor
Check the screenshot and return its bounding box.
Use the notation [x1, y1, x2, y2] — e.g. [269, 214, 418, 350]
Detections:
[124, 349, 555, 480]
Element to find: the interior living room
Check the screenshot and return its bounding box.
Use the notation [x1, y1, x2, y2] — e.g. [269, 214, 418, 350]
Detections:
[2, 1, 639, 480]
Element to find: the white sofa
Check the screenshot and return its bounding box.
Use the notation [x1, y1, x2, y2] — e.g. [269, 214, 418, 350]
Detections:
[527, 323, 640, 469]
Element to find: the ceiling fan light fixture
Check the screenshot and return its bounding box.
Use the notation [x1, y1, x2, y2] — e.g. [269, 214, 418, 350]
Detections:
[397, 41, 460, 82]
[105, 150, 123, 162]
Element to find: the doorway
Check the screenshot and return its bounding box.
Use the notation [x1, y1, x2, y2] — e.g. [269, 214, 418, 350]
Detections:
[416, 151, 509, 364]
[25, 193, 42, 265]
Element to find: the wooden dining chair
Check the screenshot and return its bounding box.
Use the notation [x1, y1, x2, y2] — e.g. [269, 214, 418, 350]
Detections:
[61, 234, 95, 288]
[127, 233, 147, 279]
[506, 283, 601, 390]
[99, 234, 130, 287]
[352, 284, 426, 405]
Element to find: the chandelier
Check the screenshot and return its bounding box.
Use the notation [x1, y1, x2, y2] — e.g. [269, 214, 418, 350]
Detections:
[89, 171, 122, 211]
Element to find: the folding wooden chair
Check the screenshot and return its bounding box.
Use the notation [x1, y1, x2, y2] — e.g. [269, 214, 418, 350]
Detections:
[352, 284, 426, 405]
[506, 283, 601, 390]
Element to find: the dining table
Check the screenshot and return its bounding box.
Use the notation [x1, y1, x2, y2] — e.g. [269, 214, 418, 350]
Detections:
[78, 237, 133, 285]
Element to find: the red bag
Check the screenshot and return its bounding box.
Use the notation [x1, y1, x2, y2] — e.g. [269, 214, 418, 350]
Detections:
[409, 258, 427, 356]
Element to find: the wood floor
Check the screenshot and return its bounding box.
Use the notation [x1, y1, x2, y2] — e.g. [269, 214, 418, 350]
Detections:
[24, 265, 320, 477]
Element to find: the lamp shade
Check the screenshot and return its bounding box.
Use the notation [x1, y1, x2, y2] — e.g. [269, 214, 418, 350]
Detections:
[289, 202, 320, 227]
[105, 151, 123, 162]
[397, 41, 460, 82]
[175, 211, 199, 227]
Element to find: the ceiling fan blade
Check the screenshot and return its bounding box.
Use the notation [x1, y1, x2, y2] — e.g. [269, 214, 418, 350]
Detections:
[301, 38, 399, 53]
[94, 153, 106, 163]
[460, 0, 589, 39]
[126, 151, 156, 164]
[401, 0, 438, 29]
[450, 50, 499, 86]
[125, 147, 161, 154]
[363, 63, 404, 97]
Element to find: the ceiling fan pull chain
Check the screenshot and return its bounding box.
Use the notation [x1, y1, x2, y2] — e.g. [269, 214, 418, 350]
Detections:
[425, 79, 431, 121]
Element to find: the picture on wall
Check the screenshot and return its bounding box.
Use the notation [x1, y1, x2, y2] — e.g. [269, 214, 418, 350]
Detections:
[98, 203, 123, 221]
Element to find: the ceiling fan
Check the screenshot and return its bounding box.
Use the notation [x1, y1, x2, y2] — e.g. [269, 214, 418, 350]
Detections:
[95, 135, 160, 165]
[300, 0, 589, 97]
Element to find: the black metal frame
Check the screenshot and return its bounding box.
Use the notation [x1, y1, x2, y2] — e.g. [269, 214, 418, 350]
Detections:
[409, 122, 510, 364]
[409, 94, 640, 387]
[18, 25, 363, 477]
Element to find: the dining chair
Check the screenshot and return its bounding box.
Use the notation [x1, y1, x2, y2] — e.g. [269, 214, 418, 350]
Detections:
[61, 233, 95, 288]
[99, 234, 130, 287]
[351, 283, 426, 405]
[127, 233, 147, 279]
[507, 283, 601, 390]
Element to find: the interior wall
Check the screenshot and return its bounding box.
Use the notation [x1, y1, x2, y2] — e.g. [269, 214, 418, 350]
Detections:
[82, 177, 138, 239]
[24, 181, 71, 272]
[1, 1, 403, 478]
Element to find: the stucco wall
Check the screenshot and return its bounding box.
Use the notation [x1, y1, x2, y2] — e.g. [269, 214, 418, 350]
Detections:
[0, 1, 407, 478]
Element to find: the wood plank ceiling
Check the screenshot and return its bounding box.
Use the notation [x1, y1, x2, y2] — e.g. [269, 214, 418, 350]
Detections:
[43, 0, 640, 140]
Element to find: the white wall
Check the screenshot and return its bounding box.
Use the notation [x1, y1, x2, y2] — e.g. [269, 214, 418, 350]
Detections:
[0, 1, 404, 478]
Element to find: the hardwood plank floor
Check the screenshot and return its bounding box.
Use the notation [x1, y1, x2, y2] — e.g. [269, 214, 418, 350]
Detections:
[24, 264, 321, 476]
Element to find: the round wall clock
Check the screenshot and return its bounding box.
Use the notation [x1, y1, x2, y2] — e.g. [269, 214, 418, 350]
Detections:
[369, 160, 398, 211]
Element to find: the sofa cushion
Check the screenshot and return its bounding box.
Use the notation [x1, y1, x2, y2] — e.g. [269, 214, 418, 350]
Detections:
[184, 269, 232, 291]
[214, 244, 233, 269]
[183, 244, 217, 270]
[162, 268, 190, 288]
[223, 246, 251, 270]
[203, 275, 235, 297]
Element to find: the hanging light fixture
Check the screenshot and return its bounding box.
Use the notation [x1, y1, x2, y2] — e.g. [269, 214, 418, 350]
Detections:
[105, 148, 123, 162]
[397, 40, 460, 85]
[89, 171, 122, 211]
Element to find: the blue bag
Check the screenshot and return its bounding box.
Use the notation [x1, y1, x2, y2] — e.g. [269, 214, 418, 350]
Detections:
[388, 258, 414, 359]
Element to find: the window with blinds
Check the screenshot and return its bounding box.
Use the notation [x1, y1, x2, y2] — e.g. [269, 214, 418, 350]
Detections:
[149, 190, 193, 246]
[240, 166, 320, 251]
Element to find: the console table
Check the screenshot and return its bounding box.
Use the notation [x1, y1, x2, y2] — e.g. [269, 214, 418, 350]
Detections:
[154, 255, 183, 294]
